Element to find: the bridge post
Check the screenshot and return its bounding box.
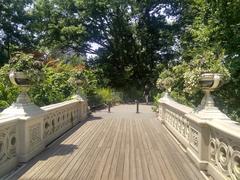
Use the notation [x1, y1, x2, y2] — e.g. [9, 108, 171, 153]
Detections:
[108, 103, 111, 113]
[135, 100, 139, 113]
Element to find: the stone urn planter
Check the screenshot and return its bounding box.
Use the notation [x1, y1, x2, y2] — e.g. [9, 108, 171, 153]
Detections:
[1, 71, 43, 117]
[0, 52, 44, 117]
[9, 71, 32, 104]
[9, 71, 31, 87]
[199, 73, 221, 90]
[194, 72, 230, 120]
[198, 73, 221, 109]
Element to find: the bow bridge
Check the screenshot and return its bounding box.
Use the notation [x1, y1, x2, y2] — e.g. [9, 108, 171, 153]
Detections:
[0, 95, 239, 180]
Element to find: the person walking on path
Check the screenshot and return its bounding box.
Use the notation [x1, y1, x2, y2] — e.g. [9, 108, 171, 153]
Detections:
[143, 85, 150, 105]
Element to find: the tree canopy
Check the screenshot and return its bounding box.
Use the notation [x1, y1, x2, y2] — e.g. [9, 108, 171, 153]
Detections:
[0, 0, 240, 120]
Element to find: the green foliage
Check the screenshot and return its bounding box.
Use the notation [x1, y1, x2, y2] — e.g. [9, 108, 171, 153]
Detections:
[156, 64, 203, 108]
[31, 0, 87, 53]
[0, 55, 98, 108]
[9, 52, 41, 71]
[83, 0, 181, 89]
[9, 51, 44, 83]
[152, 93, 162, 112]
[0, 64, 19, 109]
[30, 66, 74, 106]
[96, 88, 122, 104]
[121, 87, 144, 102]
[1, 0, 240, 122]
[156, 70, 175, 92]
[183, 50, 230, 94]
[0, 50, 9, 66]
[88, 87, 123, 108]
[155, 0, 239, 122]
[96, 88, 113, 104]
[0, 0, 34, 62]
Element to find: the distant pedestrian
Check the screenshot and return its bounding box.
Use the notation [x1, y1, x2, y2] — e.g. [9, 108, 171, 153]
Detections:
[143, 85, 150, 105]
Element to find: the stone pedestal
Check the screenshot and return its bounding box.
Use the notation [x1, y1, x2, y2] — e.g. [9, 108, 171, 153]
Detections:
[1, 92, 43, 118]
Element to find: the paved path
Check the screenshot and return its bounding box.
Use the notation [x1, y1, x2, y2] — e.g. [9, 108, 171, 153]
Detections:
[10, 104, 204, 180]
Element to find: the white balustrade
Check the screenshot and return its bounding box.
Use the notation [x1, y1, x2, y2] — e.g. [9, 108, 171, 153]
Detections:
[159, 94, 240, 180]
[0, 98, 88, 177]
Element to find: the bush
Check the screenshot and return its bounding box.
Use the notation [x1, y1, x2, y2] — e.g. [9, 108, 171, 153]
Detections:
[152, 93, 162, 112]
[0, 55, 99, 109]
[0, 65, 19, 110]
[88, 88, 123, 108]
[30, 66, 74, 106]
[121, 86, 144, 102]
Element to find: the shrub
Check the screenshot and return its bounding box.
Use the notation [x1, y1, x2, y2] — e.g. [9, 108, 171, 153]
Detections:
[88, 88, 123, 108]
[0, 65, 19, 110]
[9, 51, 44, 83]
[152, 93, 162, 112]
[0, 54, 98, 108]
[121, 86, 144, 102]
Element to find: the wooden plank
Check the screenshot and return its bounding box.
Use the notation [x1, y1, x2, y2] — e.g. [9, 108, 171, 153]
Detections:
[133, 120, 144, 180]
[114, 119, 127, 180]
[122, 119, 130, 180]
[12, 105, 205, 180]
[146, 118, 201, 180]
[18, 121, 98, 179]
[59, 119, 111, 180]
[47, 120, 106, 179]
[100, 119, 123, 180]
[149, 119, 203, 179]
[129, 119, 137, 180]
[74, 119, 115, 179]
[92, 120, 121, 180]
[37, 119, 106, 179]
[143, 118, 186, 179]
[136, 119, 165, 180]
[108, 119, 125, 180]
[86, 119, 116, 180]
[139, 118, 177, 180]
[134, 119, 154, 180]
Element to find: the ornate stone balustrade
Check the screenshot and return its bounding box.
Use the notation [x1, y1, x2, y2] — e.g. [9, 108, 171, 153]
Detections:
[0, 98, 88, 177]
[0, 117, 18, 177]
[208, 120, 240, 180]
[159, 94, 240, 180]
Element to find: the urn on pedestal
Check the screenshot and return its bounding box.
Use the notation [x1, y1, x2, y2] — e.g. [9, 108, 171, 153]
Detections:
[194, 73, 230, 120]
[1, 52, 44, 117]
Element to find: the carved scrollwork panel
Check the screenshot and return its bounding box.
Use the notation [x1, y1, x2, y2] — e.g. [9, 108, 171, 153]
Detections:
[0, 125, 17, 166]
[209, 129, 240, 180]
[43, 105, 80, 140]
[165, 109, 190, 142]
[190, 127, 199, 152]
[228, 150, 240, 180]
[29, 123, 41, 149]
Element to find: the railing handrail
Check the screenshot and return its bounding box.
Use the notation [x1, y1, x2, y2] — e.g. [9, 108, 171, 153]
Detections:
[0, 98, 88, 177]
[41, 99, 81, 111]
[159, 94, 240, 180]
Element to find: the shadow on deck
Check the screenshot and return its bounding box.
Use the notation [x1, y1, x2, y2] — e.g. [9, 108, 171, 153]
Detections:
[8, 104, 204, 180]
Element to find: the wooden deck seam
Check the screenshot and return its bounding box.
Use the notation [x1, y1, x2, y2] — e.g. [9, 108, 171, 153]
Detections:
[100, 118, 123, 180]
[44, 120, 107, 179]
[18, 121, 98, 179]
[85, 119, 116, 180]
[13, 105, 204, 180]
[74, 119, 115, 179]
[147, 119, 203, 180]
[59, 118, 112, 180]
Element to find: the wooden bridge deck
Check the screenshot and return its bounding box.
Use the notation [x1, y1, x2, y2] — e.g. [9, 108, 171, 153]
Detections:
[10, 105, 204, 180]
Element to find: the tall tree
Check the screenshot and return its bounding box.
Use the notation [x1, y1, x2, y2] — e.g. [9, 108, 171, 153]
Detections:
[31, 0, 87, 55]
[84, 0, 182, 88]
[30, 0, 182, 89]
[170, 0, 240, 121]
[0, 0, 33, 65]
